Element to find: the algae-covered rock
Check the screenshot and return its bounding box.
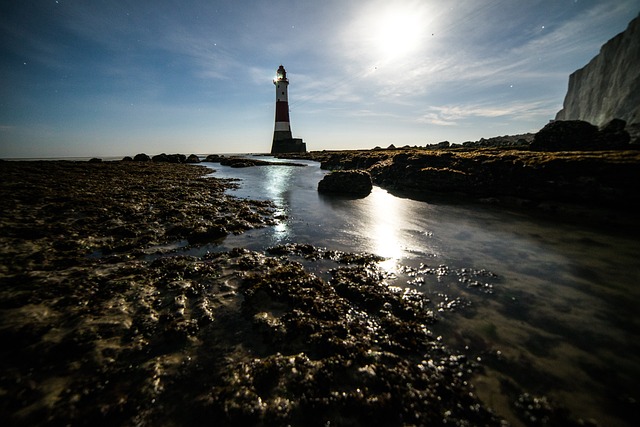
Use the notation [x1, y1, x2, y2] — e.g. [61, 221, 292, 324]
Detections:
[317, 170, 373, 196]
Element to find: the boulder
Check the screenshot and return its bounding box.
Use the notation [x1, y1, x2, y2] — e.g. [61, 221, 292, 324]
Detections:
[88, 158, 102, 163]
[186, 154, 201, 163]
[220, 157, 257, 168]
[121, 156, 133, 162]
[530, 120, 599, 151]
[531, 119, 632, 151]
[205, 154, 224, 162]
[598, 118, 631, 147]
[317, 170, 373, 197]
[152, 153, 186, 163]
[133, 153, 151, 162]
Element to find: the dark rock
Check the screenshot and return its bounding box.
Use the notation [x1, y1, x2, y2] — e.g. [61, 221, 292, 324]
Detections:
[121, 156, 133, 162]
[303, 148, 640, 209]
[387, 144, 396, 150]
[531, 120, 632, 151]
[429, 141, 450, 149]
[318, 170, 373, 196]
[133, 153, 151, 162]
[217, 157, 306, 168]
[628, 123, 640, 145]
[204, 154, 225, 162]
[152, 153, 187, 163]
[187, 225, 228, 244]
[319, 152, 386, 171]
[88, 158, 102, 163]
[186, 154, 201, 163]
[463, 134, 534, 148]
[530, 120, 599, 151]
[221, 157, 256, 168]
[598, 119, 631, 147]
[152, 153, 168, 162]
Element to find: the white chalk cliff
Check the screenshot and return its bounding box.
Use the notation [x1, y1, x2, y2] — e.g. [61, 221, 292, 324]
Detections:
[556, 13, 640, 128]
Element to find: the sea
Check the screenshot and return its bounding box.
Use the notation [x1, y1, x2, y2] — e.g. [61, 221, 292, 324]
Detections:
[200, 155, 639, 427]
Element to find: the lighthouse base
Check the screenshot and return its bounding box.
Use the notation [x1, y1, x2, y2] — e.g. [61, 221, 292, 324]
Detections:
[271, 138, 306, 154]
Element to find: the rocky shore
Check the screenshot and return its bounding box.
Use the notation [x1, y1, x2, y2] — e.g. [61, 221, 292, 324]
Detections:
[284, 147, 640, 225]
[0, 159, 626, 426]
[1, 160, 512, 426]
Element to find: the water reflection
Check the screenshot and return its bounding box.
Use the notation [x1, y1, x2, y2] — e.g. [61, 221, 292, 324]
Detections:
[367, 188, 404, 260]
[264, 166, 294, 242]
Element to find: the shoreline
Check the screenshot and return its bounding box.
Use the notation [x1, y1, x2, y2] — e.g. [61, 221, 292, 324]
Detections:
[280, 148, 640, 230]
[1, 159, 633, 426]
[0, 161, 504, 425]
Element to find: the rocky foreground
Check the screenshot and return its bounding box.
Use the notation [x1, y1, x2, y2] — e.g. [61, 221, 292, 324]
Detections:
[0, 160, 621, 426]
[0, 161, 507, 426]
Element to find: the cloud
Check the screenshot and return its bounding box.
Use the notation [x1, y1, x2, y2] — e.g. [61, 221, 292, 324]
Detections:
[331, 0, 638, 103]
[419, 99, 558, 126]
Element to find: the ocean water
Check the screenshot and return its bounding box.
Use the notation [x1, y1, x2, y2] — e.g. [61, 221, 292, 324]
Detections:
[202, 157, 639, 427]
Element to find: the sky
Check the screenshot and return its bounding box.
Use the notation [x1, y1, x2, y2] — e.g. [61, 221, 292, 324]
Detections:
[0, 0, 638, 158]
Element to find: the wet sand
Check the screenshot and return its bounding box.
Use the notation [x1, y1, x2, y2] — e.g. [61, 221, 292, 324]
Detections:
[0, 160, 595, 426]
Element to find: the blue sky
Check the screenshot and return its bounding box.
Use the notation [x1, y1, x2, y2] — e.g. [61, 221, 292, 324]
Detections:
[1, 0, 638, 158]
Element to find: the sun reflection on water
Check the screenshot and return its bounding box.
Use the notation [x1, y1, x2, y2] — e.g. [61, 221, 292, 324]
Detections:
[365, 188, 409, 272]
[265, 166, 294, 242]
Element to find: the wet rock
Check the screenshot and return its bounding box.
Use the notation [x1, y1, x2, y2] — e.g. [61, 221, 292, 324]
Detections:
[0, 161, 275, 275]
[187, 226, 228, 244]
[186, 154, 201, 163]
[317, 170, 373, 197]
[300, 148, 640, 211]
[513, 393, 587, 426]
[218, 157, 307, 168]
[204, 154, 225, 162]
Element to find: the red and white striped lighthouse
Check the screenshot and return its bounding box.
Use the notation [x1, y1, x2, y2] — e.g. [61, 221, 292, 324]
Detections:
[273, 65, 293, 142]
[271, 65, 306, 154]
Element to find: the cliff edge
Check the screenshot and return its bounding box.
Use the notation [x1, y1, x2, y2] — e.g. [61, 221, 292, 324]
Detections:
[556, 13, 640, 134]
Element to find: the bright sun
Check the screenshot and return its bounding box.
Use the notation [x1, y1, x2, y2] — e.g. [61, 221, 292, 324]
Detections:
[349, 1, 428, 63]
[373, 10, 424, 59]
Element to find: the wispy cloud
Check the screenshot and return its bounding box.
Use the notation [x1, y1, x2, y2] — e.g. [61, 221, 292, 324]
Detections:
[419, 99, 558, 126]
[333, 0, 638, 102]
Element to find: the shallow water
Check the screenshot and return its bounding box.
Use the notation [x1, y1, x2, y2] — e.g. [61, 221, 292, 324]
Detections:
[202, 157, 640, 426]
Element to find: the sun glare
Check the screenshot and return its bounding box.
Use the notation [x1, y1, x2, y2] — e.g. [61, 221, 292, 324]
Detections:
[350, 1, 429, 63]
[374, 10, 424, 59]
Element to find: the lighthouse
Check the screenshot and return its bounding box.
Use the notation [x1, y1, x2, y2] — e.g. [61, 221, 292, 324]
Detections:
[271, 65, 306, 154]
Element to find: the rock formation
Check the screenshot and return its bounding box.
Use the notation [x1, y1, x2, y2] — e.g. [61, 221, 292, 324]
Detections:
[318, 170, 373, 197]
[133, 153, 151, 162]
[555, 14, 640, 138]
[530, 119, 630, 151]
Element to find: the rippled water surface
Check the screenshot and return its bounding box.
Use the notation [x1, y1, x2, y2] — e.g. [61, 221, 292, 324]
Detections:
[203, 157, 639, 426]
